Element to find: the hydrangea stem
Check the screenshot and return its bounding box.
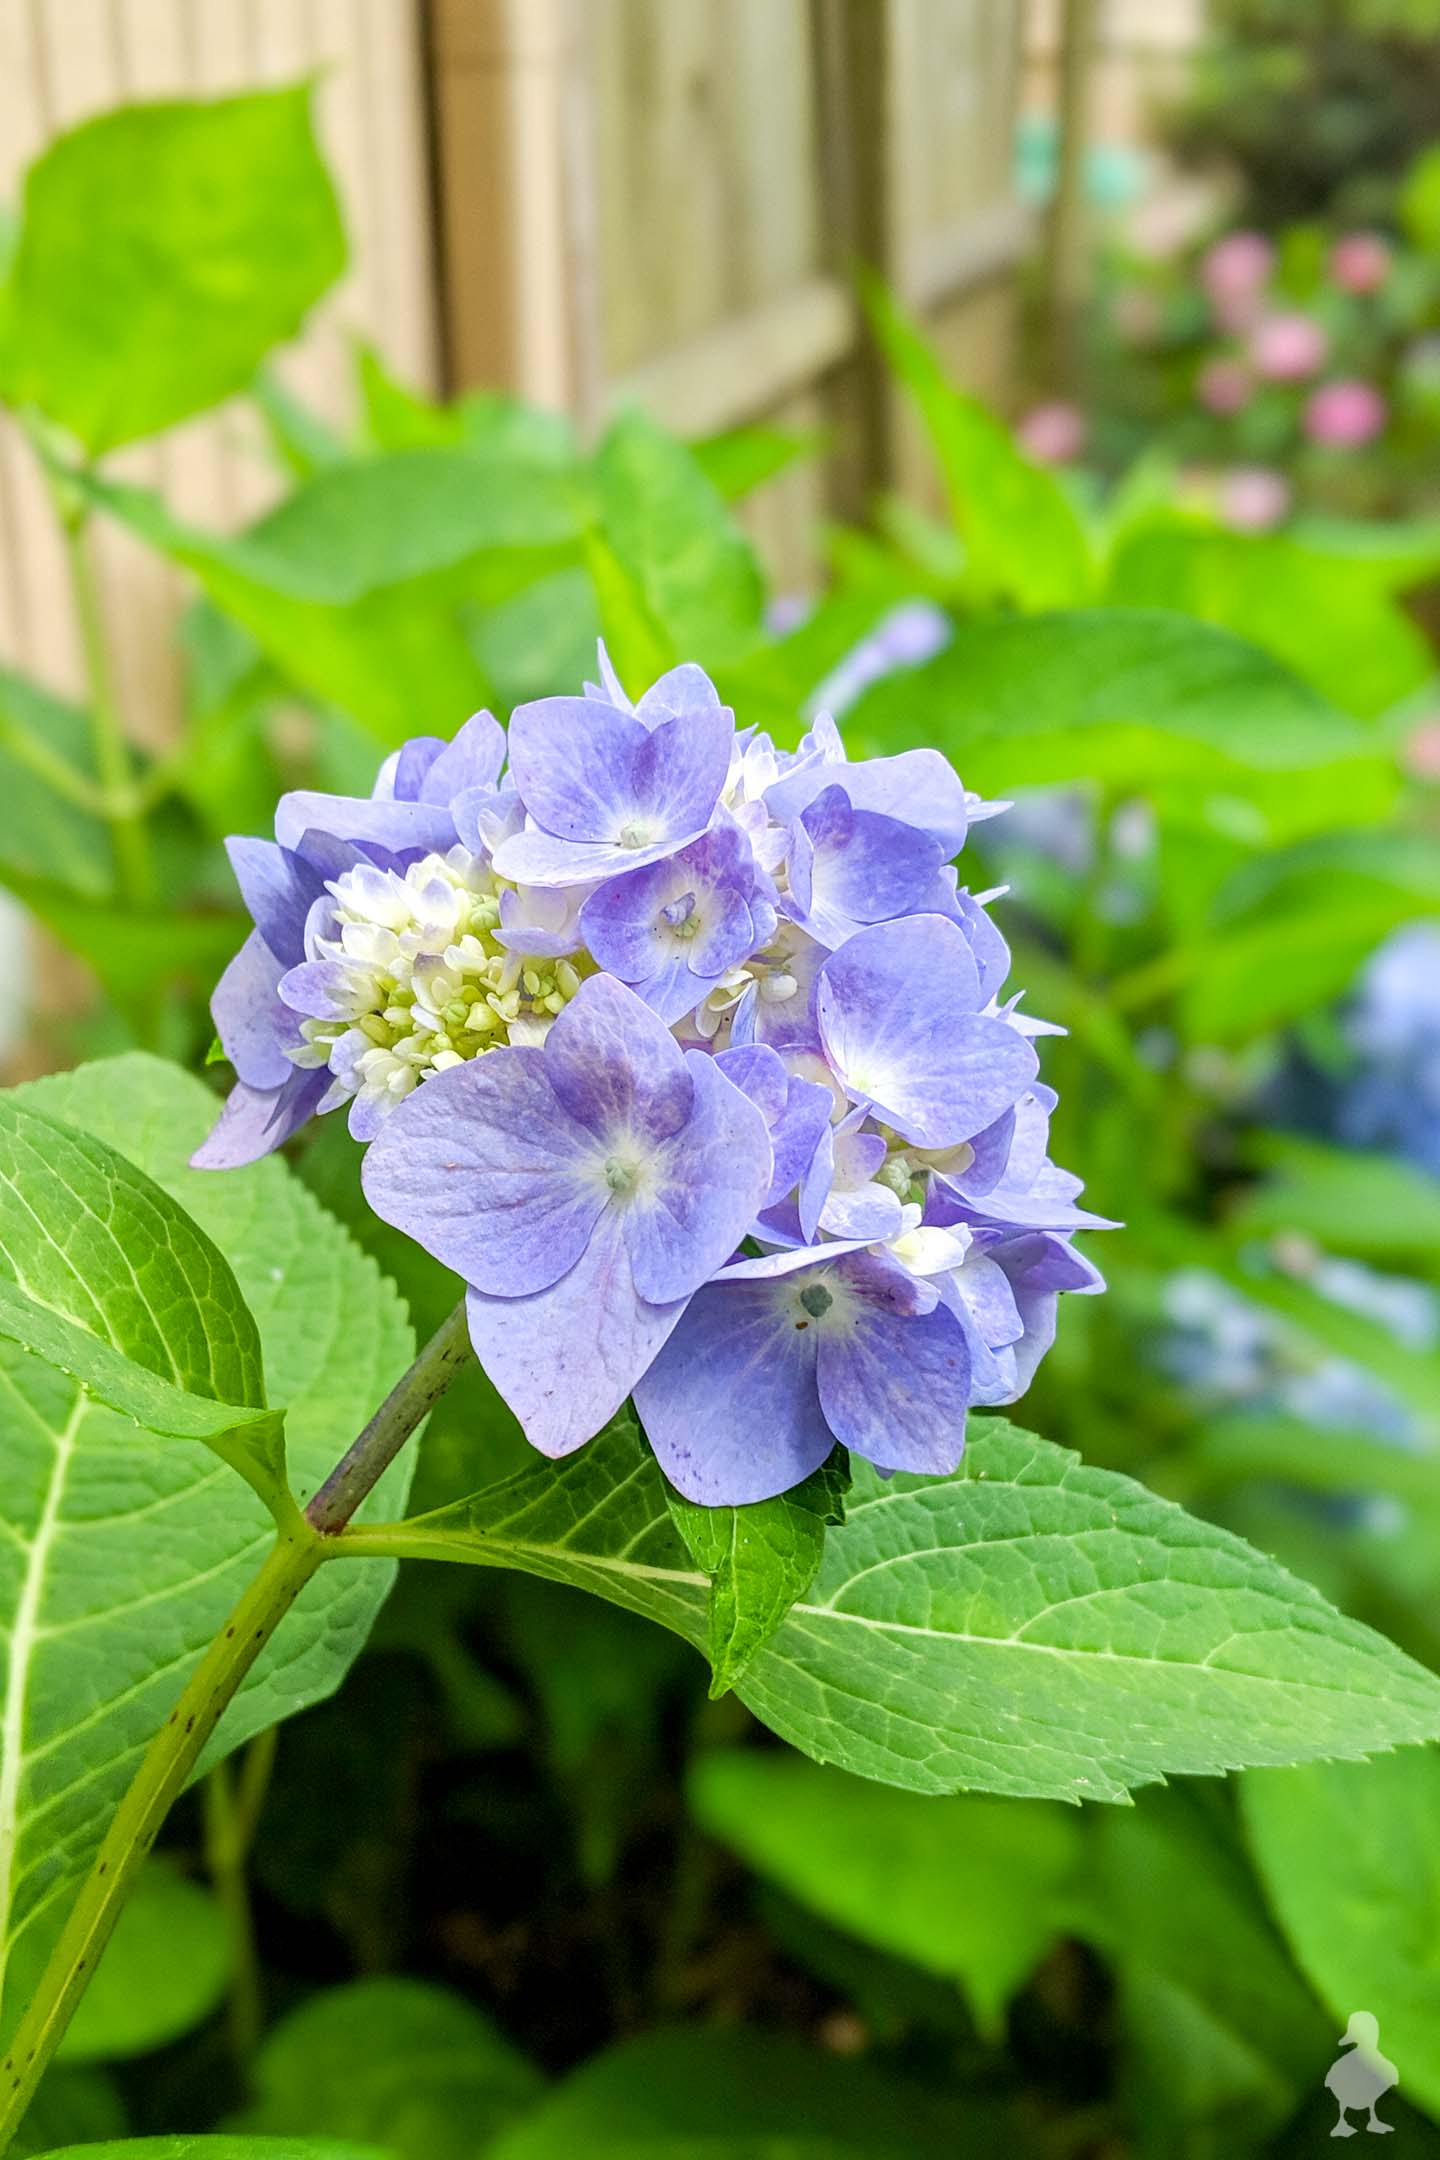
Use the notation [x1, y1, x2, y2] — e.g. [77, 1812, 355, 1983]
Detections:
[0, 1302, 472, 2154]
[56, 502, 155, 911]
[305, 1302, 473, 1534]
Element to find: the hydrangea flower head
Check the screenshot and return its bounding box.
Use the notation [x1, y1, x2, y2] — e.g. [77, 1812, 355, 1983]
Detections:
[200, 650, 1109, 1503]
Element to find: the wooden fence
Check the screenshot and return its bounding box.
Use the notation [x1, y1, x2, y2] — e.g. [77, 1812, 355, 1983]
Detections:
[0, 0, 1027, 741]
[434, 0, 1028, 574]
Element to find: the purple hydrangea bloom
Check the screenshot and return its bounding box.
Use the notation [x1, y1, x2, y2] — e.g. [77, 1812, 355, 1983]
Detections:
[782, 785, 945, 949]
[763, 711, 982, 857]
[815, 915, 1039, 1147]
[362, 975, 772, 1456]
[493, 694, 735, 886]
[634, 1240, 976, 1504]
[581, 825, 777, 1022]
[198, 645, 1109, 1501]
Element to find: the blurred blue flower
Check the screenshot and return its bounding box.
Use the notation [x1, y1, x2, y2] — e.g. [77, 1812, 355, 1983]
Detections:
[1336, 924, 1440, 1175]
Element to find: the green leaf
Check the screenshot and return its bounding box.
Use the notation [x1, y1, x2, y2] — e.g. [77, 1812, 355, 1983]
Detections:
[666, 1460, 845, 1696]
[1176, 832, 1440, 1042]
[1244, 1751, 1440, 2122]
[1228, 1135, 1440, 1274]
[1105, 518, 1433, 720]
[0, 86, 345, 453]
[0, 1277, 285, 1503]
[1401, 141, 1440, 252]
[252, 370, 349, 482]
[55, 1862, 230, 2063]
[8, 2064, 125, 2158]
[689, 1749, 1078, 2034]
[0, 1097, 285, 1500]
[714, 588, 905, 743]
[1188, 1416, 1440, 1522]
[79, 451, 582, 746]
[862, 276, 1094, 610]
[36, 2143, 397, 2159]
[592, 410, 765, 674]
[228, 1978, 542, 2160]
[355, 342, 461, 450]
[844, 609, 1396, 843]
[1080, 1786, 1331, 2148]
[362, 1414, 1440, 1801]
[580, 529, 675, 702]
[0, 671, 107, 897]
[690, 421, 820, 502]
[489, 2026, 1008, 2159]
[469, 568, 602, 712]
[0, 1055, 414, 2048]
[1, 874, 246, 1016]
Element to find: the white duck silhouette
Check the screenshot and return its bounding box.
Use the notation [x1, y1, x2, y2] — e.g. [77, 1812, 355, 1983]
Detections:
[1325, 2011, 1398, 2137]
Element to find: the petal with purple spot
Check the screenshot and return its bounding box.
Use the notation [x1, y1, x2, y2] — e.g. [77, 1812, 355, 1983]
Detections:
[817, 1285, 970, 1475]
[634, 1277, 835, 1504]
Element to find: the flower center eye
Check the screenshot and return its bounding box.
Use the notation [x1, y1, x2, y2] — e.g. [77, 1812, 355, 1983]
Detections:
[661, 892, 700, 939]
[605, 1156, 639, 1196]
[799, 1283, 833, 1319]
[618, 820, 652, 849]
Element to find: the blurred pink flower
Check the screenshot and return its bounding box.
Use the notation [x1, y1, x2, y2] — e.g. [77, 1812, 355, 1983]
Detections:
[1201, 231, 1274, 331]
[1304, 378, 1387, 447]
[1249, 311, 1328, 382]
[1404, 716, 1440, 781]
[1196, 357, 1253, 415]
[1017, 402, 1086, 465]
[1218, 466, 1292, 531]
[1329, 231, 1392, 296]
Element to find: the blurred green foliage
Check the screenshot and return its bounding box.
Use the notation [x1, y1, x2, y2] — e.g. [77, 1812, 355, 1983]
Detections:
[1165, 0, 1440, 227]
